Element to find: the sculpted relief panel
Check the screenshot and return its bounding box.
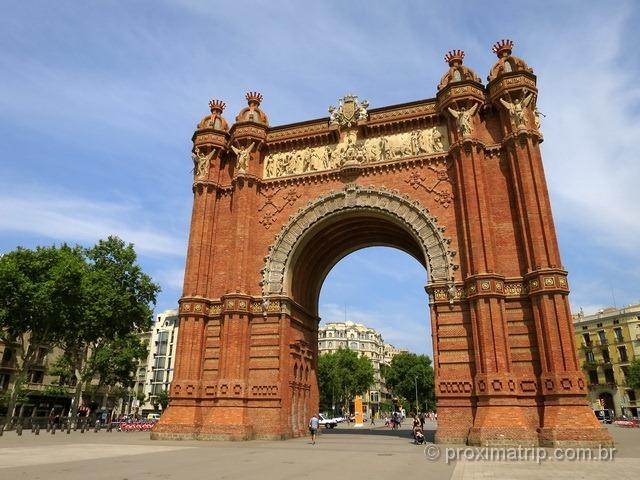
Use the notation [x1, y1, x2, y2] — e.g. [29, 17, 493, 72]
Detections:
[263, 126, 448, 179]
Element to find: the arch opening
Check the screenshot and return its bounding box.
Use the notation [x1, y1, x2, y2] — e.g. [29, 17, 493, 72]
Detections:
[261, 185, 458, 313]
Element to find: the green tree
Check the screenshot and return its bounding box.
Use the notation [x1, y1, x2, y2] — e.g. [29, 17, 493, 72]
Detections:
[58, 236, 159, 417]
[627, 359, 640, 390]
[318, 348, 375, 415]
[382, 352, 435, 413]
[155, 389, 170, 411]
[0, 244, 85, 421]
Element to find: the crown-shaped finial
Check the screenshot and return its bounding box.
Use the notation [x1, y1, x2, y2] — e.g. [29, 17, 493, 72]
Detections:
[209, 99, 226, 113]
[245, 91, 263, 106]
[444, 50, 465, 66]
[492, 39, 514, 58]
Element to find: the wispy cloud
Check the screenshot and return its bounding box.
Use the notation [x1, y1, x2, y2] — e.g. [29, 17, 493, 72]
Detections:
[0, 183, 186, 257]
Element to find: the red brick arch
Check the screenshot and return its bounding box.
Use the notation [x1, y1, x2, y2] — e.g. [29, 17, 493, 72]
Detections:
[261, 184, 457, 313]
[153, 45, 612, 446]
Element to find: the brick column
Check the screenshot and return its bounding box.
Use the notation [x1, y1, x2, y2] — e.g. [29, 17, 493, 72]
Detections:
[489, 66, 612, 445]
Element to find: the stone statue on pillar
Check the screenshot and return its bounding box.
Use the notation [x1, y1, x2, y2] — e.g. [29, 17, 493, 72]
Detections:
[231, 142, 255, 173]
[447, 103, 479, 137]
[499, 93, 533, 128]
[192, 147, 216, 179]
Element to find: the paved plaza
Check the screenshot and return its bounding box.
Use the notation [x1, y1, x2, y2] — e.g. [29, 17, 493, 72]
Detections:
[1, 421, 639, 479]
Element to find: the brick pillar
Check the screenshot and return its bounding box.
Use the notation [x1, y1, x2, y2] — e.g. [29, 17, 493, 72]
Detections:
[502, 135, 612, 446]
[452, 139, 537, 445]
[436, 71, 539, 444]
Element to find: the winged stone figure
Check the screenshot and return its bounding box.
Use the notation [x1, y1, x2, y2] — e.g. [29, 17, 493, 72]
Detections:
[447, 103, 479, 137]
[231, 142, 255, 173]
[499, 93, 533, 128]
[191, 147, 216, 179]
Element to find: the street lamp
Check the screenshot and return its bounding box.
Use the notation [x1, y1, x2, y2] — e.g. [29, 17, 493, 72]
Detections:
[414, 376, 419, 414]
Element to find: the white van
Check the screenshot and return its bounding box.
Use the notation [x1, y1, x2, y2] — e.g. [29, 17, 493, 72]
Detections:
[147, 413, 161, 420]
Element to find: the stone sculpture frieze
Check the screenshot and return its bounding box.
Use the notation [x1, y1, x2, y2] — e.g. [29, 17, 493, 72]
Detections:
[263, 126, 448, 179]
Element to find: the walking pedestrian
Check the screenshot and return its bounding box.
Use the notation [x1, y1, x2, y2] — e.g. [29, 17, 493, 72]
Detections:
[308, 413, 319, 445]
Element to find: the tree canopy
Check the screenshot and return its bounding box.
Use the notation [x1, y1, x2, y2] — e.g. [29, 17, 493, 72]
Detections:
[0, 237, 159, 421]
[318, 348, 375, 414]
[382, 352, 435, 412]
[628, 359, 640, 390]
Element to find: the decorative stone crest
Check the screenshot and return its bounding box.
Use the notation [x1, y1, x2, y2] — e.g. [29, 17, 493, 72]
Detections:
[328, 94, 368, 127]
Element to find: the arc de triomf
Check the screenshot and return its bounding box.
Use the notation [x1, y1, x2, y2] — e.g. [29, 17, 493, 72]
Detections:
[153, 40, 612, 446]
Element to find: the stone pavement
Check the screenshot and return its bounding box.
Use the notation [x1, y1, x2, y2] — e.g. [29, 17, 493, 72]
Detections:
[1, 421, 639, 479]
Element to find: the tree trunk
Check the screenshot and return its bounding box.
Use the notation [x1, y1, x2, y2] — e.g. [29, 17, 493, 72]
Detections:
[69, 350, 87, 420]
[3, 344, 35, 428]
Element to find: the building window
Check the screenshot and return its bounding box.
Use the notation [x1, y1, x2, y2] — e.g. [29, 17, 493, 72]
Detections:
[598, 330, 607, 345]
[328, 342, 333, 347]
[582, 333, 592, 346]
[1, 348, 12, 365]
[602, 348, 610, 363]
[588, 370, 599, 385]
[628, 390, 637, 402]
[622, 366, 629, 381]
[604, 368, 615, 384]
[30, 370, 44, 384]
[586, 350, 595, 362]
[614, 327, 624, 343]
[618, 346, 629, 363]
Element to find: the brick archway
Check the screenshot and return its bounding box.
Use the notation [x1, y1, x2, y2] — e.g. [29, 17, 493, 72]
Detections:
[261, 184, 457, 312]
[153, 43, 613, 446]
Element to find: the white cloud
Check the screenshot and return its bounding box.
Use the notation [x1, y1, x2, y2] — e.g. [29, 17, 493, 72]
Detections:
[156, 267, 186, 291]
[535, 9, 640, 253]
[0, 183, 186, 257]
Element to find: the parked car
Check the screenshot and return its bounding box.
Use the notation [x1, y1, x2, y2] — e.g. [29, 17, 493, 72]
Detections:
[594, 409, 614, 424]
[318, 414, 338, 429]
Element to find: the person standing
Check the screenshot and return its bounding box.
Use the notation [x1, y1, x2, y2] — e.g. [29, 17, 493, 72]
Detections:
[308, 414, 319, 445]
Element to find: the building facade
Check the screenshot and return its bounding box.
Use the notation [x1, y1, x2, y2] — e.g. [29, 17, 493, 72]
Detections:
[573, 304, 640, 418]
[0, 340, 115, 419]
[133, 309, 179, 415]
[318, 321, 408, 417]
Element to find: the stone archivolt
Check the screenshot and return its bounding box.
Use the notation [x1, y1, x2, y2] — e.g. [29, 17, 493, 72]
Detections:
[263, 126, 448, 179]
[261, 184, 458, 298]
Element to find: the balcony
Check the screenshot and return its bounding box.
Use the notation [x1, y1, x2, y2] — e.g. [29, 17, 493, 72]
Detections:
[0, 359, 17, 371]
[582, 360, 598, 370]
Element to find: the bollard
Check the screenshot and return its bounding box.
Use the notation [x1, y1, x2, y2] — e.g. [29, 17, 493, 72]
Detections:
[107, 422, 113, 432]
[0, 424, 4, 437]
[51, 423, 56, 435]
[46, 422, 51, 433]
[35, 423, 40, 435]
[16, 423, 23, 436]
[66, 421, 71, 434]
[94, 420, 100, 433]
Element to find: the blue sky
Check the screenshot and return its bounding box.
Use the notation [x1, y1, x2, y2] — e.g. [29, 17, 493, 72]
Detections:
[1, 1, 639, 355]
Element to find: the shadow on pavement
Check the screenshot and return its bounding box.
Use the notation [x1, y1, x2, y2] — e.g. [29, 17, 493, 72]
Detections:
[320, 425, 436, 443]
